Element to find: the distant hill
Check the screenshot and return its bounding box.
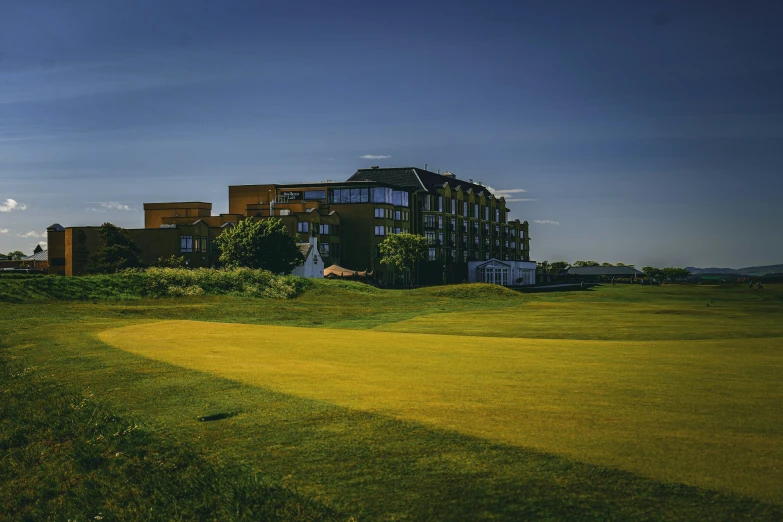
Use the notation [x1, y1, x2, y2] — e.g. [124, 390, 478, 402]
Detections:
[686, 264, 783, 276]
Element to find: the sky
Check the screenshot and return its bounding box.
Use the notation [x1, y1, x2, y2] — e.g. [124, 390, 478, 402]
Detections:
[1, 0, 781, 268]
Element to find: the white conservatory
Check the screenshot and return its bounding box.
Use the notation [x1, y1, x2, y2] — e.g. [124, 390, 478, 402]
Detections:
[467, 258, 537, 286]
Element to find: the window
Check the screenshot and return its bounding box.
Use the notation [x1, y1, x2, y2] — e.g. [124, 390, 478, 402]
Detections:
[510, 229, 516, 237]
[374, 225, 385, 236]
[451, 249, 456, 260]
[372, 187, 393, 204]
[495, 225, 500, 236]
[429, 248, 437, 261]
[360, 188, 369, 203]
[438, 215, 443, 229]
[305, 190, 326, 200]
[463, 251, 468, 262]
[375, 208, 385, 219]
[450, 218, 456, 231]
[424, 214, 436, 228]
[438, 232, 444, 244]
[463, 202, 468, 217]
[319, 243, 330, 256]
[392, 191, 402, 206]
[510, 241, 516, 249]
[426, 232, 436, 244]
[451, 199, 456, 214]
[350, 188, 360, 203]
[474, 204, 479, 218]
[394, 227, 401, 234]
[320, 224, 329, 235]
[180, 235, 193, 253]
[297, 222, 309, 233]
[485, 207, 489, 220]
[395, 210, 401, 221]
[194, 236, 207, 253]
[451, 233, 456, 244]
[438, 196, 443, 212]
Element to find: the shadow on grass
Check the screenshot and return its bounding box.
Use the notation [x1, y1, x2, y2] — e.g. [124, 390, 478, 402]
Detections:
[20, 336, 781, 522]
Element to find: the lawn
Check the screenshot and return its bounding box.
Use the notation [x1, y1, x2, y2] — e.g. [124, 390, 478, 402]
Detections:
[2, 281, 782, 520]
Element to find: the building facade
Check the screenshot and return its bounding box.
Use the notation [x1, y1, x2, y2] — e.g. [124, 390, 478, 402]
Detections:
[47, 167, 533, 285]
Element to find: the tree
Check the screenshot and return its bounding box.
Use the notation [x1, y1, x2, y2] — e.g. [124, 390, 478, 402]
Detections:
[661, 267, 691, 283]
[537, 260, 551, 273]
[87, 223, 144, 274]
[5, 251, 25, 260]
[215, 217, 302, 273]
[601, 262, 614, 267]
[573, 260, 599, 267]
[379, 232, 427, 285]
[549, 261, 570, 274]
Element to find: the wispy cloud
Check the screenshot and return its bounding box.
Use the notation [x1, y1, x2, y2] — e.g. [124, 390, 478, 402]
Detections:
[88, 201, 135, 212]
[534, 219, 560, 225]
[0, 198, 27, 212]
[18, 230, 46, 238]
[360, 154, 391, 159]
[39, 241, 48, 248]
[486, 187, 532, 201]
[0, 228, 8, 234]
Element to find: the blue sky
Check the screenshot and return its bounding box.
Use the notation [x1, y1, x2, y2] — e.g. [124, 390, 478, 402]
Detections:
[1, 0, 781, 267]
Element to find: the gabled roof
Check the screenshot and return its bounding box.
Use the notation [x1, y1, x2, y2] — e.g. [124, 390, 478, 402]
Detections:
[567, 266, 644, 276]
[348, 167, 495, 196]
[477, 258, 511, 269]
[297, 243, 312, 260]
[21, 249, 48, 262]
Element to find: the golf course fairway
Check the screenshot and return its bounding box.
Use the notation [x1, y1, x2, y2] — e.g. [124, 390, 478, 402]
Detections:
[99, 319, 783, 503]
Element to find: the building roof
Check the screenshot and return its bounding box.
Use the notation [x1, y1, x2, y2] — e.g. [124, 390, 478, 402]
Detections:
[567, 266, 644, 276]
[297, 243, 312, 260]
[348, 167, 495, 196]
[21, 249, 48, 262]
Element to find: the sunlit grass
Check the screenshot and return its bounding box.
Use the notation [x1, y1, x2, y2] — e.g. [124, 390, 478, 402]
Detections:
[2, 282, 782, 519]
[99, 320, 783, 503]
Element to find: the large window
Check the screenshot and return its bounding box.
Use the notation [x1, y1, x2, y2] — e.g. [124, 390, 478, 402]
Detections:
[180, 235, 193, 253]
[297, 222, 309, 233]
[305, 190, 326, 200]
[329, 187, 369, 204]
[374, 208, 385, 218]
[320, 224, 330, 235]
[372, 187, 393, 204]
[374, 225, 386, 236]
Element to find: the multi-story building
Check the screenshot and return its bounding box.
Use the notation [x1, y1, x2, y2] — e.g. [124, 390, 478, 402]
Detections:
[47, 167, 535, 285]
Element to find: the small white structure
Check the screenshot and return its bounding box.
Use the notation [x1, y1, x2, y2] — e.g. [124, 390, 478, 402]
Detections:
[467, 258, 536, 286]
[291, 236, 324, 278]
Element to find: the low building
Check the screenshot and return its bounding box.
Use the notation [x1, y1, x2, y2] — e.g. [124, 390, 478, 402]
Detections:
[291, 237, 324, 279]
[566, 266, 644, 280]
[468, 258, 537, 286]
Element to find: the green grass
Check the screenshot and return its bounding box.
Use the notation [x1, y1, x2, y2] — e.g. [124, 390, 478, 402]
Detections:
[1, 281, 782, 519]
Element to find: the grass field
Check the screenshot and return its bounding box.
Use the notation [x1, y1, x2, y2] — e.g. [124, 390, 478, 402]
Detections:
[2, 280, 782, 519]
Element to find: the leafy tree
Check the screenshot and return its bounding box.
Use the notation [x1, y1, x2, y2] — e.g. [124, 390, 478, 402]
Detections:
[537, 260, 551, 273]
[5, 251, 26, 260]
[601, 262, 614, 267]
[549, 261, 570, 274]
[661, 267, 691, 283]
[215, 217, 302, 273]
[379, 232, 427, 285]
[615, 262, 626, 267]
[87, 223, 144, 274]
[573, 260, 600, 267]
